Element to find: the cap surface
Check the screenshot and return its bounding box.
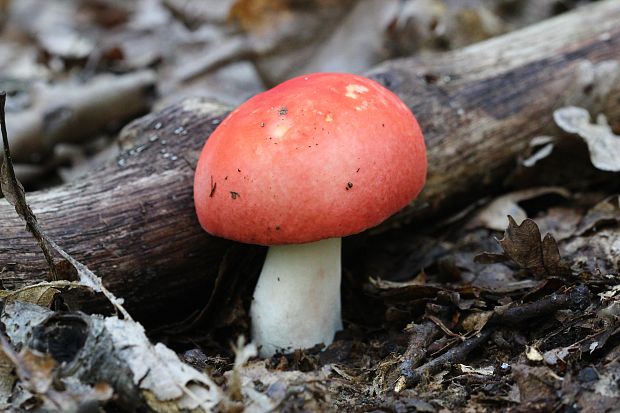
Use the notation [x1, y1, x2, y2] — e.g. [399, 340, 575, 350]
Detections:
[194, 73, 426, 245]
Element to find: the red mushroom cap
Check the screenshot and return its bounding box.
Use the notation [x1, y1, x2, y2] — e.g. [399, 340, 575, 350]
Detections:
[194, 73, 426, 245]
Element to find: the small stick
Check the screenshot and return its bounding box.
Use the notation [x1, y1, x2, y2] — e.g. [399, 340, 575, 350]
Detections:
[398, 329, 493, 389]
[0, 92, 58, 281]
[489, 284, 590, 325]
[396, 321, 440, 391]
[395, 285, 590, 391]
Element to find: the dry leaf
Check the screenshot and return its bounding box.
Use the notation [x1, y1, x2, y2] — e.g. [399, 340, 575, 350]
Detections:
[366, 277, 444, 302]
[594, 371, 620, 398]
[461, 311, 493, 333]
[469, 187, 570, 231]
[554, 106, 620, 171]
[540, 233, 566, 276]
[164, 0, 235, 25]
[534, 206, 582, 241]
[576, 195, 620, 235]
[104, 317, 223, 411]
[498, 216, 570, 278]
[0, 349, 14, 409]
[599, 285, 620, 304]
[38, 30, 94, 60]
[525, 346, 543, 362]
[512, 365, 559, 403]
[472, 264, 539, 293]
[1, 300, 225, 412]
[0, 329, 113, 411]
[5, 72, 155, 164]
[227, 337, 258, 402]
[296, 0, 400, 76]
[0, 284, 60, 308]
[499, 217, 547, 276]
[224, 360, 332, 413]
[561, 228, 620, 275]
[456, 364, 494, 376]
[542, 347, 570, 366]
[13, 350, 56, 395]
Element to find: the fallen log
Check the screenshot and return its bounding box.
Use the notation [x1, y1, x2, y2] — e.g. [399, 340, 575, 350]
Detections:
[1, 0, 620, 321]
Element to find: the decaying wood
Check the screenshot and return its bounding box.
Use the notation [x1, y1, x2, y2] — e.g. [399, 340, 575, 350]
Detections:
[1, 99, 236, 321]
[0, 300, 222, 411]
[396, 321, 439, 389]
[373, 0, 620, 227]
[1, 1, 620, 320]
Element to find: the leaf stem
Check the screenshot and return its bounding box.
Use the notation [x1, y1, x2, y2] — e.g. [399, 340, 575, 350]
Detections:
[0, 91, 59, 280]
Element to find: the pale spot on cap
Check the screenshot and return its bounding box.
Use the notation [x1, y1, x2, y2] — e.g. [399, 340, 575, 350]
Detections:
[355, 101, 370, 111]
[345, 84, 369, 99]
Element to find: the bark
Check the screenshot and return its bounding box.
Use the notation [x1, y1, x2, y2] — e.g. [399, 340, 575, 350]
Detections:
[369, 0, 620, 227]
[1, 1, 620, 321]
[1, 99, 236, 322]
[0, 300, 222, 412]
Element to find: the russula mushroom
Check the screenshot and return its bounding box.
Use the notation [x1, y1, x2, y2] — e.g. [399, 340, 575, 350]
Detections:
[194, 72, 426, 356]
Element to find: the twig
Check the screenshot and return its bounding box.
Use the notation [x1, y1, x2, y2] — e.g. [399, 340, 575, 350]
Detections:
[489, 284, 590, 325]
[427, 314, 463, 339]
[395, 285, 590, 391]
[400, 329, 493, 388]
[1, 92, 132, 320]
[0, 92, 58, 281]
[395, 320, 440, 392]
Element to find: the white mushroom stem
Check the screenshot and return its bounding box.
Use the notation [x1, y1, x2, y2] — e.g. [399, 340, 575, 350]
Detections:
[250, 237, 343, 357]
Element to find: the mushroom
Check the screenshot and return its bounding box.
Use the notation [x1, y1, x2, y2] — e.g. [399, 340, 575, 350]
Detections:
[194, 73, 426, 356]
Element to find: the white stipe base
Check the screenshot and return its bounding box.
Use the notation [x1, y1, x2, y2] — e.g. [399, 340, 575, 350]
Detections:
[250, 237, 343, 357]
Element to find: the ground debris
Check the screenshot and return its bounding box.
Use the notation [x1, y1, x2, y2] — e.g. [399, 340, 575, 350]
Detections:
[1, 300, 225, 412]
[0, 96, 223, 412]
[476, 216, 571, 278]
[468, 187, 570, 232]
[554, 106, 620, 172]
[331, 199, 619, 410]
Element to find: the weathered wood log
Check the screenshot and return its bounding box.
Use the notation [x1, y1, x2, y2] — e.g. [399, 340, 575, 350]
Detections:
[1, 100, 236, 322]
[371, 0, 620, 226]
[1, 1, 620, 321]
